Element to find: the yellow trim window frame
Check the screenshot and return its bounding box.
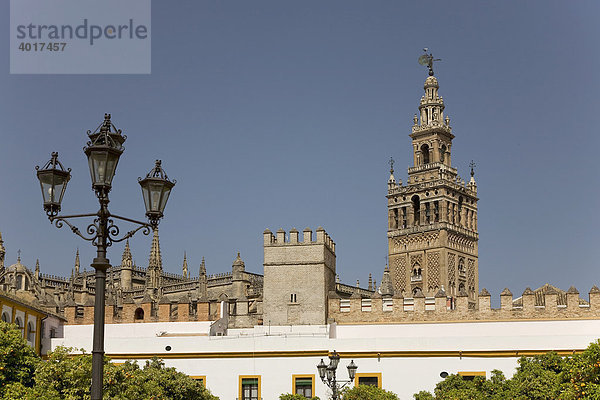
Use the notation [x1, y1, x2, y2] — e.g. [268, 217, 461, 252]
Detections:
[458, 371, 486, 380]
[190, 375, 206, 387]
[292, 374, 315, 398]
[354, 372, 382, 388]
[239, 375, 261, 400]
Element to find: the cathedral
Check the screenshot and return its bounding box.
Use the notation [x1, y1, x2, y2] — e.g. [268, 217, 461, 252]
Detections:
[1, 66, 599, 399]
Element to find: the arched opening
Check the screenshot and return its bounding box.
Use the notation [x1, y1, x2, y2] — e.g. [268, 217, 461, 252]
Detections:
[458, 282, 465, 293]
[24, 277, 29, 290]
[16, 275, 22, 290]
[27, 321, 35, 342]
[1, 312, 10, 323]
[440, 144, 446, 163]
[15, 317, 23, 329]
[411, 195, 421, 225]
[134, 308, 144, 321]
[411, 264, 422, 281]
[412, 287, 422, 297]
[421, 144, 430, 164]
[458, 196, 463, 225]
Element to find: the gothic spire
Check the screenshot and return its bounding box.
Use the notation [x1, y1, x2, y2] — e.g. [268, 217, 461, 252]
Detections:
[182, 252, 189, 279]
[380, 264, 394, 296]
[35, 259, 40, 279]
[74, 248, 80, 274]
[199, 256, 206, 276]
[122, 240, 133, 267]
[148, 228, 162, 272]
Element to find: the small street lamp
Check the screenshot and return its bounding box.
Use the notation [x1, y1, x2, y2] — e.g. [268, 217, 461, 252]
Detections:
[317, 350, 358, 400]
[35, 114, 176, 400]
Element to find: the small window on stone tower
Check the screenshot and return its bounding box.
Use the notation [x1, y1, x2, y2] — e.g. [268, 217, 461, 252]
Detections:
[421, 144, 430, 164]
[440, 145, 446, 163]
[16, 275, 22, 290]
[290, 294, 297, 303]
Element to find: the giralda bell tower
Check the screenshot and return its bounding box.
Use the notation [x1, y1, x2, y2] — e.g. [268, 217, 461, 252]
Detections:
[387, 52, 479, 307]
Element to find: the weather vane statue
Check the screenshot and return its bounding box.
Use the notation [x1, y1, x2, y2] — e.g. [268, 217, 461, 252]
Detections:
[418, 48, 441, 76]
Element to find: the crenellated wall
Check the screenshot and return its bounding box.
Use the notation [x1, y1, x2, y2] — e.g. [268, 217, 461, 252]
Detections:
[328, 287, 600, 324]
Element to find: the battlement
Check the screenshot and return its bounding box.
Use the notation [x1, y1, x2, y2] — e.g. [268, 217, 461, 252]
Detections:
[263, 227, 335, 254]
[329, 286, 600, 324]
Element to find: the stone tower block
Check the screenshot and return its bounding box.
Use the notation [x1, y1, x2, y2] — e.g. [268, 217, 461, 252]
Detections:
[263, 227, 336, 326]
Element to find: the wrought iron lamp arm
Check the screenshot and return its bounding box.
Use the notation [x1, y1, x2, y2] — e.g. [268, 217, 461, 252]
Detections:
[47, 212, 151, 246]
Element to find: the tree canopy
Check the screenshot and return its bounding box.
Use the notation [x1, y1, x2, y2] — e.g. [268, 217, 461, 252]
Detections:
[414, 340, 600, 400]
[342, 384, 400, 400]
[0, 321, 218, 400]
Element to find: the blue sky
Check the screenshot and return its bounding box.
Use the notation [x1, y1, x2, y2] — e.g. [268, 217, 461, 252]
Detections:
[1, 1, 599, 302]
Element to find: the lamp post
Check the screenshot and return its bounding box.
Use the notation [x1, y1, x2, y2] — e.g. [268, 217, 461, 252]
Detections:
[35, 114, 176, 400]
[317, 350, 358, 400]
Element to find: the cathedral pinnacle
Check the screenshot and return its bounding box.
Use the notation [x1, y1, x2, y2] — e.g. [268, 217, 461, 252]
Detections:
[35, 259, 40, 279]
[148, 228, 162, 272]
[199, 256, 206, 276]
[182, 251, 189, 279]
[75, 248, 80, 274]
[122, 240, 133, 267]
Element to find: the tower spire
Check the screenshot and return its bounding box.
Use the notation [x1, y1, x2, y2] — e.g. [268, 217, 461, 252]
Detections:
[74, 248, 80, 274]
[148, 228, 162, 271]
[386, 66, 479, 306]
[182, 251, 189, 279]
[122, 240, 133, 267]
[199, 256, 206, 276]
[147, 228, 163, 289]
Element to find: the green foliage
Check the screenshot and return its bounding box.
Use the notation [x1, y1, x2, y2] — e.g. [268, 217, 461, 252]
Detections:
[342, 384, 400, 400]
[413, 340, 600, 400]
[0, 321, 39, 393]
[279, 394, 320, 400]
[0, 321, 218, 399]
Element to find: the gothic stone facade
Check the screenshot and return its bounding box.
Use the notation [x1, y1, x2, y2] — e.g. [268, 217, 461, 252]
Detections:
[0, 73, 596, 330]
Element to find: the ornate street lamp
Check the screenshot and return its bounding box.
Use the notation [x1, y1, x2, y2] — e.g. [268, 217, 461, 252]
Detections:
[35, 152, 71, 217]
[317, 350, 358, 400]
[139, 160, 176, 228]
[35, 114, 175, 400]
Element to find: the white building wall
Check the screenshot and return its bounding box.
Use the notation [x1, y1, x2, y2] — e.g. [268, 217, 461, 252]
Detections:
[51, 319, 600, 400]
[1, 305, 12, 322]
[26, 314, 37, 346]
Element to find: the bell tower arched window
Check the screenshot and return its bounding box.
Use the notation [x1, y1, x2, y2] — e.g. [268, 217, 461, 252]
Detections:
[420, 144, 430, 165]
[411, 195, 420, 226]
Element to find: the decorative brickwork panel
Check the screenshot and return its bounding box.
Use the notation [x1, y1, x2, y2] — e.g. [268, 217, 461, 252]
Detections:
[448, 252, 456, 286]
[410, 254, 423, 268]
[467, 258, 475, 291]
[393, 232, 439, 250]
[393, 256, 406, 292]
[427, 251, 440, 290]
